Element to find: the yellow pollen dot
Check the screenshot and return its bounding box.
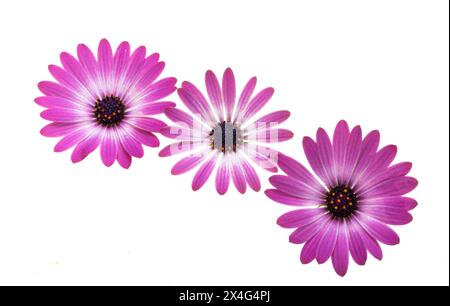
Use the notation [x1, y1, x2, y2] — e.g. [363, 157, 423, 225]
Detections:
[330, 201, 334, 204]
[337, 199, 341, 203]
[346, 197, 350, 201]
[332, 193, 336, 196]
[344, 189, 348, 193]
[339, 194, 344, 198]
[334, 206, 338, 210]
[349, 202, 353, 206]
[342, 205, 346, 209]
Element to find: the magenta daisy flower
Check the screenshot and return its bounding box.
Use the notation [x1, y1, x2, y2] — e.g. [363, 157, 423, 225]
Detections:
[160, 68, 293, 194]
[36, 39, 176, 168]
[265, 120, 418, 276]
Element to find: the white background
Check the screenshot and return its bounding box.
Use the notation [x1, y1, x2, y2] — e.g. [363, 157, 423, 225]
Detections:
[0, 0, 448, 286]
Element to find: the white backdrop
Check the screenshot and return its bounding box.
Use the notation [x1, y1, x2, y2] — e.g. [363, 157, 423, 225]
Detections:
[0, 0, 448, 286]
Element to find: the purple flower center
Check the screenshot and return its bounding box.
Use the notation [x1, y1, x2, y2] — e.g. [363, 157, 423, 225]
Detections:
[94, 95, 126, 127]
[325, 185, 358, 218]
[209, 121, 243, 154]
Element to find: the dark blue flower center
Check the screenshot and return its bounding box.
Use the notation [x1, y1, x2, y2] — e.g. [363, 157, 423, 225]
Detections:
[209, 121, 243, 153]
[325, 185, 358, 218]
[94, 95, 125, 127]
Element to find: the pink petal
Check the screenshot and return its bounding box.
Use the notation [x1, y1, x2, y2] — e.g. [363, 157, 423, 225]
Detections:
[38, 81, 76, 100]
[249, 110, 291, 127]
[240, 157, 261, 192]
[252, 128, 294, 143]
[241, 87, 274, 122]
[119, 131, 144, 158]
[230, 154, 246, 194]
[356, 213, 400, 245]
[60, 52, 94, 96]
[205, 70, 224, 121]
[159, 141, 200, 157]
[40, 108, 88, 123]
[316, 128, 337, 186]
[192, 152, 218, 191]
[215, 157, 230, 195]
[128, 127, 160, 148]
[350, 130, 380, 186]
[54, 128, 90, 152]
[126, 117, 167, 133]
[134, 101, 175, 115]
[362, 176, 418, 198]
[98, 39, 113, 85]
[341, 126, 362, 184]
[300, 224, 329, 264]
[179, 82, 214, 123]
[355, 221, 383, 260]
[235, 77, 257, 122]
[333, 120, 350, 183]
[164, 108, 195, 127]
[303, 136, 332, 187]
[316, 221, 338, 264]
[276, 153, 326, 194]
[40, 122, 83, 137]
[289, 215, 330, 244]
[171, 154, 206, 175]
[265, 189, 316, 206]
[222, 68, 236, 121]
[277, 208, 325, 229]
[269, 175, 325, 201]
[331, 221, 350, 277]
[35, 96, 86, 110]
[71, 132, 102, 163]
[117, 143, 132, 169]
[347, 221, 367, 265]
[77, 43, 99, 84]
[100, 130, 117, 167]
[359, 196, 417, 211]
[113, 41, 131, 82]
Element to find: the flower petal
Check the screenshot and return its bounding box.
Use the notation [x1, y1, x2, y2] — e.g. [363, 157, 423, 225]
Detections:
[126, 117, 167, 133]
[362, 176, 418, 198]
[215, 156, 231, 195]
[222, 68, 236, 121]
[289, 214, 330, 244]
[316, 127, 338, 186]
[331, 221, 350, 277]
[316, 221, 339, 264]
[205, 70, 224, 121]
[303, 136, 332, 187]
[41, 108, 88, 123]
[230, 154, 247, 194]
[117, 143, 132, 169]
[235, 77, 257, 122]
[265, 189, 316, 206]
[240, 157, 261, 192]
[333, 120, 350, 183]
[100, 130, 117, 167]
[269, 175, 325, 201]
[192, 152, 218, 191]
[159, 141, 201, 157]
[276, 153, 326, 194]
[241, 87, 274, 122]
[171, 153, 207, 175]
[54, 127, 90, 152]
[356, 213, 400, 245]
[277, 208, 325, 229]
[347, 221, 367, 265]
[71, 132, 102, 163]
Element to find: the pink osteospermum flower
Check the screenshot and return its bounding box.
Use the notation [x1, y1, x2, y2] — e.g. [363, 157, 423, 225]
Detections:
[265, 120, 418, 276]
[159, 68, 294, 195]
[36, 39, 177, 168]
